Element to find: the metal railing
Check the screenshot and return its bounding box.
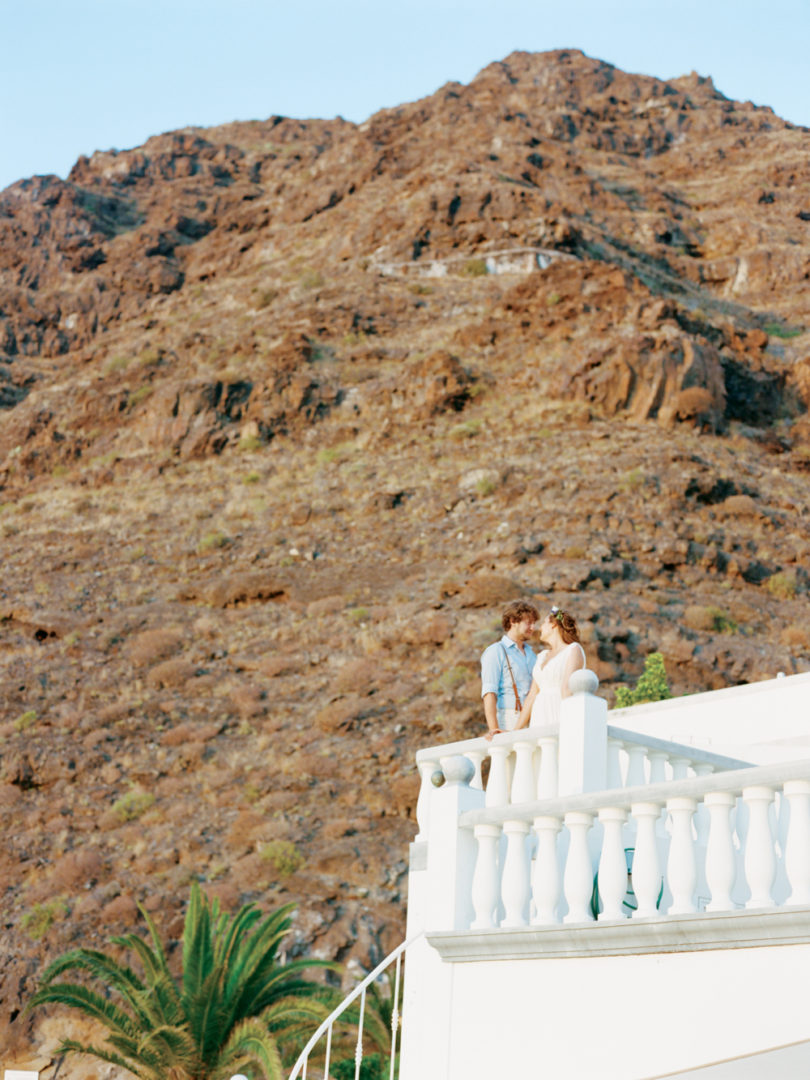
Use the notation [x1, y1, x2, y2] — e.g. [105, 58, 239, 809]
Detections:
[288, 935, 420, 1080]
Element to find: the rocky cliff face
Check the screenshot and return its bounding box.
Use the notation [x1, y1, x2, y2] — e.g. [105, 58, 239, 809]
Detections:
[1, 49, 809, 1068]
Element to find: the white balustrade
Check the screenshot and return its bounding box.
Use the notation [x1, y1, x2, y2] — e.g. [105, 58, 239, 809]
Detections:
[501, 820, 531, 927]
[666, 797, 697, 915]
[625, 744, 647, 787]
[537, 736, 559, 798]
[607, 737, 624, 789]
[563, 811, 595, 923]
[511, 739, 536, 804]
[784, 779, 810, 905]
[743, 785, 776, 909]
[704, 791, 737, 912]
[532, 815, 562, 925]
[670, 756, 691, 781]
[486, 745, 511, 808]
[470, 824, 501, 929]
[631, 802, 662, 918]
[597, 807, 629, 920]
[415, 673, 810, 939]
[693, 763, 714, 845]
[648, 749, 669, 785]
[466, 749, 486, 791]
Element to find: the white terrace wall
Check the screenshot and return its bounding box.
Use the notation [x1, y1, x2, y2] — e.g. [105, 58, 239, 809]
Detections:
[400, 672, 810, 1080]
[400, 934, 810, 1080]
[611, 671, 810, 764]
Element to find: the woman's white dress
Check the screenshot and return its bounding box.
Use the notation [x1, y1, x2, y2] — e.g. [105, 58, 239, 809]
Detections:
[529, 642, 586, 727]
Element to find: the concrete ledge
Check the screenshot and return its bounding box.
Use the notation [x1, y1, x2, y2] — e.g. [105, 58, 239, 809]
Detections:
[426, 906, 810, 962]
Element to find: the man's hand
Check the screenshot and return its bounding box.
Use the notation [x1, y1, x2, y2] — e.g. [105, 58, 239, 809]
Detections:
[483, 691, 499, 740]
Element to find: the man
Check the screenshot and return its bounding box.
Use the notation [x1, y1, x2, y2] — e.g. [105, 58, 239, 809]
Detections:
[480, 599, 540, 738]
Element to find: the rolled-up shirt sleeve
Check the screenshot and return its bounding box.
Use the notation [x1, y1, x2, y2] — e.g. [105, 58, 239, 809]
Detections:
[480, 644, 501, 700]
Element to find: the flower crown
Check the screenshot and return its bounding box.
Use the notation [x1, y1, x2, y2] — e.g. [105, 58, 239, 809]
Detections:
[550, 606, 564, 624]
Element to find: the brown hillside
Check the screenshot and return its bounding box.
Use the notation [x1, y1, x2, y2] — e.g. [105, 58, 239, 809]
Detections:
[1, 49, 809, 1068]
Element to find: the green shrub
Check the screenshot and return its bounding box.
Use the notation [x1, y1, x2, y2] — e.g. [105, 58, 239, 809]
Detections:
[21, 898, 69, 941]
[300, 270, 324, 290]
[198, 531, 230, 553]
[105, 354, 130, 374]
[258, 840, 304, 878]
[112, 788, 156, 822]
[347, 606, 370, 623]
[127, 385, 153, 409]
[461, 258, 488, 277]
[767, 571, 797, 600]
[254, 287, 278, 309]
[449, 420, 481, 440]
[619, 468, 645, 493]
[14, 710, 38, 732]
[706, 606, 738, 633]
[332, 1053, 388, 1080]
[316, 442, 355, 466]
[429, 665, 469, 693]
[475, 476, 496, 497]
[238, 435, 262, 453]
[614, 652, 671, 708]
[763, 323, 803, 340]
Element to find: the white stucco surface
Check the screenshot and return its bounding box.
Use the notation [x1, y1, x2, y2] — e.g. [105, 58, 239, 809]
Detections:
[610, 672, 810, 764]
[401, 940, 810, 1080]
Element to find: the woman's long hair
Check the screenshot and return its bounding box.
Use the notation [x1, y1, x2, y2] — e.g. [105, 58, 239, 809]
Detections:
[550, 607, 581, 645]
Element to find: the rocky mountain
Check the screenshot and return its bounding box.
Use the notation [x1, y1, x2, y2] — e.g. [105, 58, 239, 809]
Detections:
[1, 49, 809, 1069]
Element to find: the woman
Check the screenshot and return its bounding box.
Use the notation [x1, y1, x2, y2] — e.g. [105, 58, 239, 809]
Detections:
[516, 606, 586, 730]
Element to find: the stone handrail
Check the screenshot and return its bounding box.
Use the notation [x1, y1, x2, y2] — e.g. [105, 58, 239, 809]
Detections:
[412, 675, 753, 842]
[442, 755, 810, 930]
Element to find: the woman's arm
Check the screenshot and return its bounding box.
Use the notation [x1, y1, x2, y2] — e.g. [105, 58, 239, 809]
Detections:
[516, 679, 540, 729]
[560, 643, 586, 699]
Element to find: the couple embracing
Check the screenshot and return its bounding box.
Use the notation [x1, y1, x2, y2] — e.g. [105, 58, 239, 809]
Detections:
[480, 599, 585, 740]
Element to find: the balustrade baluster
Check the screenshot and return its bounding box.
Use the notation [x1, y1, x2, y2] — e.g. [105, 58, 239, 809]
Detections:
[670, 756, 691, 781]
[537, 737, 558, 798]
[743, 785, 776, 910]
[648, 750, 668, 785]
[511, 739, 536, 804]
[470, 824, 502, 929]
[704, 791, 737, 912]
[415, 760, 436, 840]
[607, 738, 624, 789]
[626, 745, 647, 787]
[667, 797, 697, 914]
[531, 815, 562, 925]
[597, 807, 629, 920]
[784, 780, 810, 905]
[631, 801, 662, 918]
[563, 811, 595, 923]
[486, 745, 511, 808]
[693, 764, 714, 845]
[501, 820, 531, 927]
[466, 749, 486, 791]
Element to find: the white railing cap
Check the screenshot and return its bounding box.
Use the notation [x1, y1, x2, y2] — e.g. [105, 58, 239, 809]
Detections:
[459, 757, 810, 828]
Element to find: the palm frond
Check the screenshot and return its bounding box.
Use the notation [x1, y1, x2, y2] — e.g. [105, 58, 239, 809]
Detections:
[28, 981, 137, 1041]
[213, 1017, 284, 1080]
[57, 1038, 145, 1080]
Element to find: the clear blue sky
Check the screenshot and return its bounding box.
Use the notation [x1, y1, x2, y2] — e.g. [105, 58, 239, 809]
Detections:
[2, 0, 809, 193]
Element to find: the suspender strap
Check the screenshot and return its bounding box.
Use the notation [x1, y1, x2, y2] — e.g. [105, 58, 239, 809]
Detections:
[500, 644, 522, 711]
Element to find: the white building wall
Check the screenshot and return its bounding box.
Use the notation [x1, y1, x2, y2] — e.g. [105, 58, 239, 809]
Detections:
[612, 672, 810, 764]
[402, 940, 810, 1080]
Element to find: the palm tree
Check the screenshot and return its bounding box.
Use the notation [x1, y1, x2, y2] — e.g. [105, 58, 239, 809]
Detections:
[27, 883, 335, 1080]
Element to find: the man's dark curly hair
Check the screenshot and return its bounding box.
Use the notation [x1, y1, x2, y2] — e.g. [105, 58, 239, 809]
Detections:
[501, 599, 540, 632]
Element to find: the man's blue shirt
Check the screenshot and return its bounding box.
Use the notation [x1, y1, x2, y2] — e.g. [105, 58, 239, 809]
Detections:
[480, 635, 537, 710]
